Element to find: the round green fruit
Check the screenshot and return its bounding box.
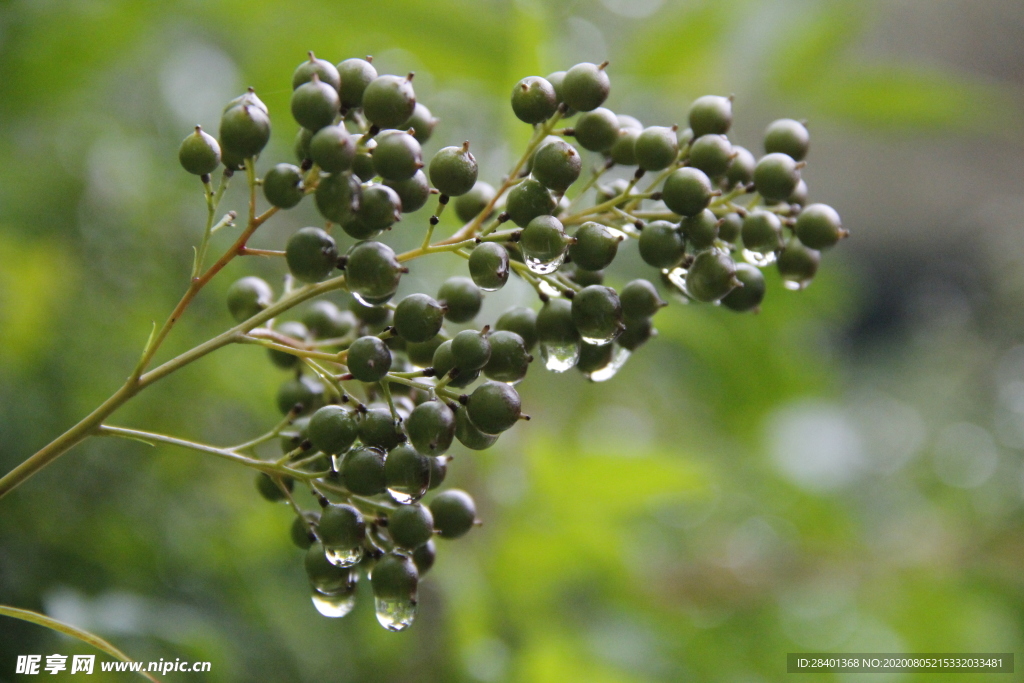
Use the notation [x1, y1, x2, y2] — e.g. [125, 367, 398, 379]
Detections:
[437, 276, 482, 323]
[468, 242, 510, 291]
[286, 227, 338, 283]
[429, 489, 477, 539]
[511, 76, 557, 124]
[345, 240, 404, 306]
[393, 293, 445, 343]
[685, 250, 738, 303]
[389, 504, 434, 549]
[362, 74, 416, 129]
[309, 125, 356, 173]
[337, 57, 377, 108]
[178, 126, 220, 175]
[574, 107, 619, 152]
[308, 405, 359, 455]
[638, 220, 685, 269]
[467, 381, 522, 434]
[562, 62, 610, 112]
[688, 94, 733, 137]
[226, 276, 272, 322]
[428, 145, 478, 197]
[340, 446, 387, 496]
[406, 401, 456, 457]
[263, 163, 304, 209]
[721, 262, 766, 312]
[347, 335, 392, 382]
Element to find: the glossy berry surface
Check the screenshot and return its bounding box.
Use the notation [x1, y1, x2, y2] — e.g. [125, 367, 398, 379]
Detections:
[638, 220, 685, 269]
[532, 139, 581, 192]
[286, 227, 338, 283]
[571, 285, 623, 343]
[511, 76, 557, 124]
[484, 330, 531, 383]
[428, 145, 478, 197]
[688, 95, 733, 137]
[562, 62, 610, 112]
[345, 241, 404, 306]
[569, 222, 621, 271]
[226, 276, 273, 322]
[362, 74, 416, 129]
[506, 178, 556, 227]
[290, 76, 340, 132]
[309, 125, 355, 173]
[308, 405, 359, 455]
[662, 167, 713, 217]
[406, 401, 456, 456]
[263, 163, 305, 209]
[764, 118, 810, 161]
[336, 57, 377, 108]
[468, 242, 510, 291]
[574, 107, 620, 152]
[437, 276, 482, 324]
[795, 203, 844, 249]
[178, 127, 220, 175]
[429, 489, 477, 539]
[634, 126, 679, 171]
[393, 293, 445, 343]
[496, 306, 538, 351]
[721, 262, 766, 312]
[754, 152, 800, 202]
[341, 447, 387, 496]
[373, 130, 422, 182]
[620, 279, 664, 319]
[685, 250, 738, 303]
[689, 134, 734, 177]
[347, 335, 392, 382]
[454, 182, 496, 223]
[389, 504, 434, 549]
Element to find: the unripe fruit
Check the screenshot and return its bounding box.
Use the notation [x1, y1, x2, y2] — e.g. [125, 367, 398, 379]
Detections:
[741, 209, 783, 253]
[303, 301, 356, 339]
[610, 128, 640, 165]
[219, 101, 271, 159]
[437, 276, 482, 323]
[389, 504, 434, 549]
[454, 181, 496, 223]
[569, 222, 621, 271]
[291, 512, 318, 549]
[662, 167, 713, 217]
[263, 163, 305, 209]
[620, 279, 665, 319]
[776, 237, 820, 287]
[291, 75, 340, 132]
[718, 212, 742, 243]
[468, 242, 510, 291]
[352, 144, 376, 181]
[358, 409, 403, 451]
[634, 126, 679, 171]
[404, 103, 438, 143]
[787, 178, 809, 206]
[681, 208, 719, 250]
[308, 405, 359, 455]
[764, 118, 810, 161]
[618, 315, 655, 351]
[385, 444, 431, 502]
[484, 330, 531, 383]
[314, 171, 361, 223]
[224, 89, 268, 115]
[305, 542, 355, 593]
[562, 62, 610, 112]
[574, 107, 619, 152]
[341, 184, 402, 240]
[286, 227, 339, 283]
[725, 145, 756, 187]
[428, 145, 478, 197]
[345, 241, 404, 306]
[347, 335, 393, 382]
[520, 215, 568, 266]
[545, 70, 572, 113]
[384, 171, 431, 213]
[685, 250, 738, 302]
[455, 405, 499, 450]
[638, 220, 685, 269]
[309, 125, 356, 173]
[536, 298, 580, 348]
[689, 134, 734, 177]
[349, 297, 390, 325]
[362, 74, 416, 129]
[688, 95, 733, 137]
[753, 152, 800, 202]
[532, 139, 582, 192]
[394, 293, 445, 343]
[413, 540, 436, 574]
[406, 401, 456, 456]
[467, 381, 521, 434]
[373, 130, 422, 182]
[428, 455, 448, 490]
[337, 57, 377, 108]
[276, 375, 324, 415]
[571, 285, 623, 344]
[371, 552, 418, 600]
[431, 341, 479, 388]
[226, 276, 273, 322]
[256, 472, 292, 502]
[451, 329, 492, 372]
[268, 321, 308, 369]
[406, 335, 446, 369]
[568, 266, 604, 287]
[496, 306, 538, 351]
[429, 489, 477, 538]
[721, 262, 766, 312]
[295, 127, 314, 163]
[318, 503, 366, 550]
[795, 203, 844, 249]
[511, 76, 558, 124]
[506, 177, 556, 227]
[577, 341, 614, 374]
[341, 446, 387, 495]
[178, 126, 221, 175]
[293, 53, 341, 91]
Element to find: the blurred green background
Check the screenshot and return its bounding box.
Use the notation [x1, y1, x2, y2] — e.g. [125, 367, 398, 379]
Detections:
[1, 0, 1022, 681]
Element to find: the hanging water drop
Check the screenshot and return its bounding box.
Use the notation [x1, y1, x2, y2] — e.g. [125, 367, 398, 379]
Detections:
[538, 279, 562, 298]
[387, 486, 425, 505]
[311, 587, 357, 618]
[589, 346, 631, 382]
[325, 545, 364, 568]
[374, 596, 417, 631]
[741, 249, 776, 267]
[523, 252, 566, 275]
[664, 266, 693, 302]
[540, 340, 580, 372]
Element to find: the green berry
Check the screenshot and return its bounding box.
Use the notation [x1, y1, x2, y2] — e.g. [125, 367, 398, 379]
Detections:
[389, 504, 434, 549]
[496, 306, 538, 351]
[352, 145, 376, 181]
[681, 208, 719, 249]
[293, 53, 341, 91]
[764, 118, 810, 161]
[318, 503, 366, 550]
[753, 152, 800, 202]
[295, 127, 314, 163]
[362, 74, 416, 129]
[567, 265, 605, 287]
[532, 139, 582, 192]
[342, 184, 402, 240]
[256, 472, 293, 502]
[506, 177, 556, 227]
[291, 512, 318, 549]
[428, 455, 448, 489]
[574, 107, 619, 152]
[787, 178, 809, 206]
[291, 75, 340, 132]
[302, 301, 356, 339]
[394, 293, 445, 343]
[413, 539, 436, 574]
[520, 215, 568, 267]
[178, 126, 221, 175]
[406, 400, 456, 456]
[404, 103, 438, 143]
[358, 408, 403, 450]
[431, 340, 479, 388]
[618, 114, 643, 131]
[337, 57, 377, 108]
[373, 130, 423, 182]
[406, 334, 446, 368]
[305, 542, 355, 593]
[437, 276, 482, 323]
[340, 446, 387, 496]
[545, 70, 572, 114]
[635, 126, 680, 171]
[562, 62, 610, 112]
[662, 167, 713, 217]
[428, 144, 478, 197]
[638, 220, 685, 269]
[314, 171, 361, 223]
[347, 335, 392, 382]
[776, 237, 820, 288]
[795, 203, 844, 249]
[618, 315, 655, 351]
[620, 279, 664, 319]
[371, 552, 418, 599]
[725, 145, 755, 187]
[429, 489, 477, 538]
[569, 222, 621, 271]
[468, 242, 510, 291]
[345, 240, 404, 306]
[223, 89, 268, 115]
[610, 127, 640, 165]
[219, 100, 271, 159]
[718, 213, 742, 243]
[349, 297, 390, 325]
[467, 381, 521, 434]
[226, 276, 273, 322]
[689, 134, 734, 177]
[577, 341, 614, 374]
[455, 405, 499, 450]
[451, 329, 492, 372]
[309, 125, 356, 173]
[308, 405, 359, 455]
[688, 95, 733, 137]
[384, 444, 431, 502]
[685, 250, 738, 302]
[276, 375, 324, 415]
[454, 181, 496, 223]
[286, 227, 338, 283]
[263, 163, 305, 209]
[536, 298, 580, 351]
[511, 76, 558, 124]
[384, 171, 430, 213]
[484, 330, 531, 383]
[571, 285, 623, 344]
[721, 262, 766, 312]
[741, 209, 783, 253]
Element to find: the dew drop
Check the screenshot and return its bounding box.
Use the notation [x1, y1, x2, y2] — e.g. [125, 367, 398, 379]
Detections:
[325, 545, 364, 568]
[311, 587, 357, 618]
[781, 277, 811, 291]
[374, 596, 417, 631]
[351, 291, 394, 307]
[540, 340, 581, 372]
[581, 332, 618, 345]
[387, 486, 425, 505]
[524, 253, 566, 275]
[538, 279, 562, 298]
[741, 249, 776, 267]
[588, 347, 631, 382]
[664, 266, 693, 302]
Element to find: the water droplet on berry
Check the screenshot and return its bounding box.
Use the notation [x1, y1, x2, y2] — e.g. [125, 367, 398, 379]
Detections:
[375, 596, 417, 631]
[388, 486, 425, 505]
[664, 266, 693, 303]
[325, 545, 364, 568]
[351, 291, 379, 308]
[538, 279, 562, 298]
[524, 252, 566, 275]
[540, 340, 580, 372]
[580, 332, 618, 346]
[311, 587, 357, 618]
[781, 277, 810, 291]
[741, 249, 776, 267]
[588, 346, 631, 382]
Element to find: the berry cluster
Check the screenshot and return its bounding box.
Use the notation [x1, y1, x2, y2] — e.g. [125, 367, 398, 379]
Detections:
[178, 52, 845, 631]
